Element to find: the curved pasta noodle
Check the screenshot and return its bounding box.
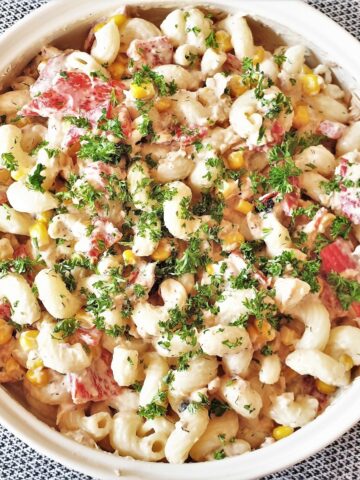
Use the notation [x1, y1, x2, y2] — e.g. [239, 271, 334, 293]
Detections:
[35, 269, 83, 319]
[0, 273, 40, 325]
[285, 349, 350, 386]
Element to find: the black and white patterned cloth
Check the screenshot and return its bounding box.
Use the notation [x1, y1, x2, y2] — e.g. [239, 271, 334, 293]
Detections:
[0, 1, 360, 479]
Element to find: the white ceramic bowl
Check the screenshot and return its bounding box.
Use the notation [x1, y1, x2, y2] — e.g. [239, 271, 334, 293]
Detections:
[1, 1, 360, 478]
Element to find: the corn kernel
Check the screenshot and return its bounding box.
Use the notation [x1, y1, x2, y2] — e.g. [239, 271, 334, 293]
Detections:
[255, 319, 276, 341]
[301, 74, 321, 96]
[36, 211, 53, 224]
[123, 249, 136, 266]
[11, 167, 29, 181]
[227, 151, 245, 170]
[315, 379, 336, 395]
[110, 14, 127, 27]
[215, 30, 233, 53]
[301, 64, 313, 74]
[229, 75, 248, 97]
[223, 232, 245, 247]
[154, 98, 173, 112]
[151, 239, 172, 262]
[130, 82, 155, 100]
[29, 221, 50, 247]
[0, 319, 13, 346]
[93, 22, 106, 33]
[293, 104, 310, 129]
[339, 353, 354, 372]
[26, 367, 49, 387]
[253, 46, 265, 65]
[19, 330, 39, 352]
[108, 61, 125, 80]
[235, 199, 254, 215]
[273, 426, 294, 441]
[206, 264, 215, 275]
[0, 169, 11, 184]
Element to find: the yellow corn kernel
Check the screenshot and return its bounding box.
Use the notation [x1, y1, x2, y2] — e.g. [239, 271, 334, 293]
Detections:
[206, 264, 215, 275]
[11, 167, 29, 181]
[108, 61, 125, 80]
[339, 353, 354, 372]
[0, 319, 13, 346]
[93, 22, 106, 33]
[154, 98, 173, 112]
[0, 169, 11, 184]
[235, 199, 254, 215]
[255, 319, 276, 341]
[253, 46, 265, 65]
[301, 64, 313, 74]
[280, 326, 298, 346]
[26, 367, 49, 387]
[293, 104, 310, 129]
[315, 379, 336, 395]
[223, 232, 245, 247]
[301, 74, 321, 96]
[36, 211, 53, 224]
[229, 75, 248, 97]
[110, 14, 127, 27]
[130, 82, 155, 100]
[227, 150, 245, 170]
[19, 330, 39, 352]
[151, 239, 172, 262]
[272, 426, 294, 441]
[215, 30, 233, 53]
[29, 221, 50, 248]
[123, 249, 136, 266]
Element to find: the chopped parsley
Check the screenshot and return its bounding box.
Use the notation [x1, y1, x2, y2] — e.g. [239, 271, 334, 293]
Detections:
[1, 152, 18, 172]
[26, 163, 46, 192]
[64, 116, 91, 129]
[209, 398, 230, 417]
[330, 216, 352, 240]
[132, 65, 177, 96]
[205, 30, 219, 49]
[328, 273, 360, 310]
[0, 257, 42, 278]
[138, 391, 167, 419]
[53, 318, 79, 339]
[78, 134, 131, 164]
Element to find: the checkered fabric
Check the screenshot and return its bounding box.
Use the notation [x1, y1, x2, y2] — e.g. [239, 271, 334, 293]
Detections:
[0, 1, 359, 479]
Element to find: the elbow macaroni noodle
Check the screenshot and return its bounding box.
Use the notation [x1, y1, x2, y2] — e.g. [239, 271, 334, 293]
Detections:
[0, 4, 359, 464]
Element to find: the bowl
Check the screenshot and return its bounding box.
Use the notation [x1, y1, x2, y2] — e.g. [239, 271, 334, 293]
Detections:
[0, 1, 360, 479]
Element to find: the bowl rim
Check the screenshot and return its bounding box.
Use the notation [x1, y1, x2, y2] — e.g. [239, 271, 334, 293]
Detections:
[1, 1, 360, 479]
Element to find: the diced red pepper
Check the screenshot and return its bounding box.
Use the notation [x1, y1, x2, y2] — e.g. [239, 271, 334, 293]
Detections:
[69, 349, 121, 404]
[317, 120, 345, 140]
[21, 70, 125, 127]
[282, 192, 300, 216]
[87, 218, 122, 259]
[0, 303, 11, 320]
[320, 239, 357, 274]
[127, 36, 173, 70]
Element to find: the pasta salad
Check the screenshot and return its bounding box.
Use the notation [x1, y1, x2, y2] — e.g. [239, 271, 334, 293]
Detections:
[0, 5, 360, 464]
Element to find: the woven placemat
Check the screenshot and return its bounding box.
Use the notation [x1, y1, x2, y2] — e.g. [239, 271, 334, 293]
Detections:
[0, 1, 359, 479]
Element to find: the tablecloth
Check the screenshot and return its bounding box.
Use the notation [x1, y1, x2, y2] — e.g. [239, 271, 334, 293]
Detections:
[0, 0, 360, 479]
